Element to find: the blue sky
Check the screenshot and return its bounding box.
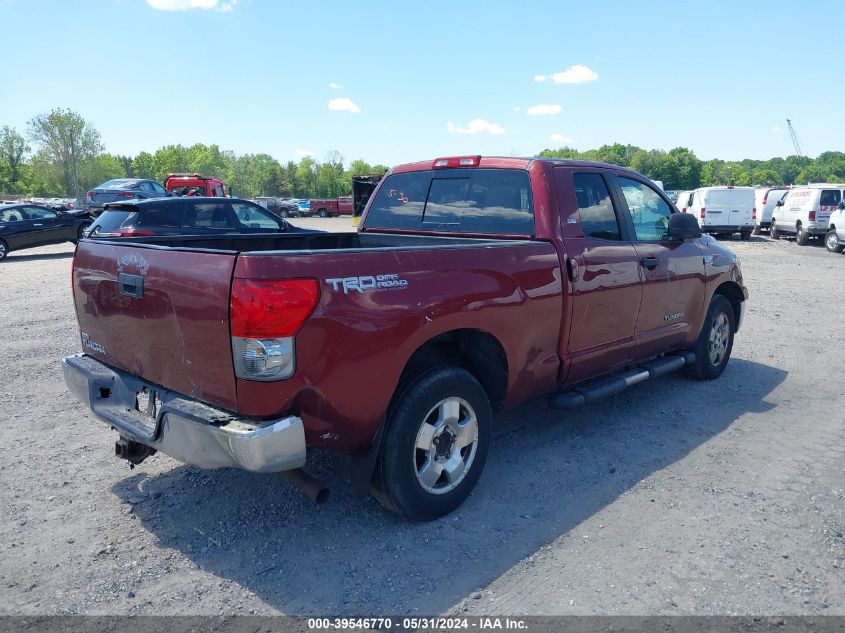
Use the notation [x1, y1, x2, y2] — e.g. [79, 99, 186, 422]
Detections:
[2, 0, 843, 167]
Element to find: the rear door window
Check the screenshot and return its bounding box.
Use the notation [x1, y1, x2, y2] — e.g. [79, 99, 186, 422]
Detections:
[136, 202, 183, 227]
[365, 168, 534, 235]
[232, 202, 282, 230]
[820, 190, 841, 206]
[185, 202, 235, 228]
[572, 173, 621, 240]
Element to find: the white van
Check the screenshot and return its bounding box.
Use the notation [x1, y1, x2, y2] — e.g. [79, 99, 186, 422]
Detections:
[771, 184, 845, 245]
[753, 187, 789, 233]
[687, 186, 755, 239]
[675, 190, 694, 213]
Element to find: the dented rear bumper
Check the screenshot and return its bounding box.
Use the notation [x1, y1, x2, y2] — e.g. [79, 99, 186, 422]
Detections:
[61, 354, 306, 473]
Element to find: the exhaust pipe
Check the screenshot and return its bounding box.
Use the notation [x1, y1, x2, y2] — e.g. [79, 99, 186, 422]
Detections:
[284, 469, 330, 504]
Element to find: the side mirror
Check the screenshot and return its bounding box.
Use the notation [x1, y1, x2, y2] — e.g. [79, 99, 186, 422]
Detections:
[776, 199, 784, 207]
[668, 212, 702, 240]
[838, 201, 845, 210]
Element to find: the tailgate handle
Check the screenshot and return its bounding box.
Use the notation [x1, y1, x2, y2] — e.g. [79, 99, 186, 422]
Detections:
[119, 273, 144, 298]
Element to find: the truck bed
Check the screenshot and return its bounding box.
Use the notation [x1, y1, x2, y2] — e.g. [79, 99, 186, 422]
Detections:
[72, 232, 564, 452]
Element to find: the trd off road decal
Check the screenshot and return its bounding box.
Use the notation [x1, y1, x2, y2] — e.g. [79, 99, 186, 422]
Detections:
[325, 274, 409, 294]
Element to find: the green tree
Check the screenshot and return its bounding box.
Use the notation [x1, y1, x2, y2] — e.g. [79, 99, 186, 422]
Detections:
[79, 154, 127, 192]
[132, 151, 155, 178]
[295, 157, 317, 198]
[0, 126, 30, 190]
[26, 108, 103, 198]
[538, 147, 581, 159]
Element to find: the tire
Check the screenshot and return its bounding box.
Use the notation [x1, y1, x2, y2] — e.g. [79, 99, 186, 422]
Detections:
[77, 223, 91, 240]
[372, 366, 492, 521]
[770, 221, 780, 239]
[0, 238, 7, 261]
[826, 230, 844, 253]
[279, 209, 289, 218]
[685, 294, 735, 381]
[317, 209, 329, 218]
[796, 224, 809, 246]
[752, 225, 761, 236]
[740, 231, 751, 241]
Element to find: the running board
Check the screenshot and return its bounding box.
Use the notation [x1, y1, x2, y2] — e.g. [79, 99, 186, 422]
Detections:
[548, 352, 697, 411]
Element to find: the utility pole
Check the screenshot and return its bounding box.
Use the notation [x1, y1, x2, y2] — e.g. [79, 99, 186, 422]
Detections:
[70, 130, 81, 204]
[786, 118, 804, 158]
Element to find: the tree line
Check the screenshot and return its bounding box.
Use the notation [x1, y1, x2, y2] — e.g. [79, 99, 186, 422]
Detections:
[2, 108, 844, 200]
[538, 144, 845, 190]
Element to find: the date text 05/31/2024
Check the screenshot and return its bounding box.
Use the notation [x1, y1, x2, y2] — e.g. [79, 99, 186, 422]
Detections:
[307, 617, 528, 630]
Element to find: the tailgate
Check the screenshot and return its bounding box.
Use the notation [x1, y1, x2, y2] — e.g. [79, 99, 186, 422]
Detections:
[72, 240, 239, 411]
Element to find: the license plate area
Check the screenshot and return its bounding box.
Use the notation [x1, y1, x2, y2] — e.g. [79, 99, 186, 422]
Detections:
[135, 387, 162, 420]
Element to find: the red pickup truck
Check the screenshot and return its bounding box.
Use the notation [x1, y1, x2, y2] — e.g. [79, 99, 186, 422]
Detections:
[309, 196, 354, 217]
[62, 156, 747, 520]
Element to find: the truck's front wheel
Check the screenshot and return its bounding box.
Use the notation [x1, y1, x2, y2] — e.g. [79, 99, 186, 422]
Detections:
[685, 295, 735, 381]
[372, 366, 491, 520]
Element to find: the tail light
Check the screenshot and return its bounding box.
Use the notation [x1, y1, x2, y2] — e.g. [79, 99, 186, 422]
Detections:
[433, 155, 481, 168]
[752, 207, 757, 220]
[700, 207, 706, 219]
[230, 278, 319, 381]
[762, 192, 769, 205]
[809, 211, 816, 221]
[86, 191, 94, 199]
[116, 192, 135, 198]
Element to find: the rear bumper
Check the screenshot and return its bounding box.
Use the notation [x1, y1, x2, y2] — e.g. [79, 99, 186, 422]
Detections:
[702, 224, 753, 233]
[61, 354, 306, 473]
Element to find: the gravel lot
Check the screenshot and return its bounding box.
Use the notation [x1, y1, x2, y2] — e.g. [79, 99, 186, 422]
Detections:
[0, 219, 842, 616]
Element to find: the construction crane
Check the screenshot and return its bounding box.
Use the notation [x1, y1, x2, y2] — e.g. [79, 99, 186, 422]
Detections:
[786, 118, 804, 158]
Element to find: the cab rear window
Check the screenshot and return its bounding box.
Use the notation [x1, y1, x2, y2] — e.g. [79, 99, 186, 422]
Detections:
[364, 168, 534, 235]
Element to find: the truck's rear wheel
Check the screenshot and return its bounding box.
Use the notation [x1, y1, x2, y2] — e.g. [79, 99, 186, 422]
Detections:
[318, 208, 329, 218]
[372, 366, 491, 520]
[770, 222, 780, 239]
[796, 223, 809, 245]
[685, 295, 735, 381]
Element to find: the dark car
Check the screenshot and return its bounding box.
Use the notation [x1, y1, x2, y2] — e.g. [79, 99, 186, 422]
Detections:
[86, 179, 169, 217]
[86, 197, 318, 238]
[0, 203, 93, 260]
[255, 197, 301, 218]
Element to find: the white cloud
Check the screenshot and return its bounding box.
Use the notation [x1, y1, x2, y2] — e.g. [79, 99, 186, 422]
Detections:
[328, 97, 361, 113]
[772, 126, 781, 133]
[146, 0, 237, 11]
[550, 133, 573, 144]
[513, 106, 521, 112]
[446, 118, 506, 135]
[526, 104, 562, 116]
[295, 148, 315, 157]
[534, 64, 598, 84]
[329, 82, 341, 90]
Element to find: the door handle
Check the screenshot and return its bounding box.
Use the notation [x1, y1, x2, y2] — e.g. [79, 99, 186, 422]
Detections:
[640, 256, 660, 269]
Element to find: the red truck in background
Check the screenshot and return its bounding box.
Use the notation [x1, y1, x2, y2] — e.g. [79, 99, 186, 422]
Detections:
[165, 173, 230, 197]
[62, 155, 748, 520]
[309, 195, 353, 217]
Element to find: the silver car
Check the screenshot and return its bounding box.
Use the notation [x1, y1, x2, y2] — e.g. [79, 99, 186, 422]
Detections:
[86, 178, 168, 217]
